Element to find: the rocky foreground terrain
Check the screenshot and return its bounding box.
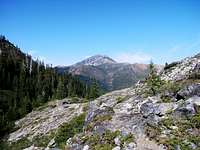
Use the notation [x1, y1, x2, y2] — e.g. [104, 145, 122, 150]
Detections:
[6, 53, 200, 150]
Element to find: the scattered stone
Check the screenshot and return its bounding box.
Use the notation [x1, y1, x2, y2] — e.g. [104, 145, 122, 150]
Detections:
[82, 145, 89, 150]
[112, 146, 121, 150]
[154, 103, 177, 116]
[175, 96, 200, 117]
[140, 100, 154, 118]
[114, 136, 121, 146]
[177, 84, 200, 98]
[123, 142, 136, 150]
[23, 145, 43, 150]
[175, 145, 181, 150]
[47, 138, 56, 148]
[66, 138, 72, 146]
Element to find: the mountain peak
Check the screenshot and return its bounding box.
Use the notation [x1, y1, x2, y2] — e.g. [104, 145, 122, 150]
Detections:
[74, 54, 116, 66]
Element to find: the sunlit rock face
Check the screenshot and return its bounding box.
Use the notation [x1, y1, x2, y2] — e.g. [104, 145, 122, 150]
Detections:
[8, 98, 86, 142]
[161, 53, 200, 81]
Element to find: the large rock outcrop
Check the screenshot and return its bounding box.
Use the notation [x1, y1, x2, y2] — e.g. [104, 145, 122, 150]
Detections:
[8, 98, 87, 142]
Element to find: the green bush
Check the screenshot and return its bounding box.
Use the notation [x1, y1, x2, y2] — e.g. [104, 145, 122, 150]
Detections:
[82, 103, 89, 112]
[145, 124, 161, 141]
[8, 137, 31, 150]
[86, 134, 101, 147]
[93, 114, 112, 123]
[86, 130, 120, 149]
[191, 113, 200, 128]
[164, 138, 190, 150]
[116, 96, 125, 104]
[82, 130, 134, 149]
[159, 117, 174, 129]
[70, 97, 81, 103]
[55, 113, 86, 148]
[120, 133, 135, 146]
[85, 114, 112, 131]
[93, 143, 113, 150]
[103, 130, 120, 143]
[145, 61, 164, 96]
[32, 133, 55, 147]
[160, 95, 172, 103]
[188, 136, 200, 147]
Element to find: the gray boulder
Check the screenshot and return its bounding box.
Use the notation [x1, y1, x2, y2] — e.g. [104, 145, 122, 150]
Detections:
[114, 136, 121, 146]
[175, 96, 200, 117]
[154, 103, 177, 116]
[177, 84, 200, 99]
[82, 145, 89, 150]
[123, 142, 136, 150]
[140, 99, 177, 118]
[140, 100, 155, 118]
[112, 146, 121, 150]
[47, 138, 56, 148]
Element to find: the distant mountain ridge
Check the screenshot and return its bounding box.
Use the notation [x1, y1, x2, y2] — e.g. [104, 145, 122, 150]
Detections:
[74, 55, 116, 66]
[57, 55, 150, 91]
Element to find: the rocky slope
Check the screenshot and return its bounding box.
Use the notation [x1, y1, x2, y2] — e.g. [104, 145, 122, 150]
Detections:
[57, 55, 149, 91]
[6, 53, 200, 150]
[8, 99, 86, 142]
[5, 98, 88, 150]
[161, 53, 200, 81]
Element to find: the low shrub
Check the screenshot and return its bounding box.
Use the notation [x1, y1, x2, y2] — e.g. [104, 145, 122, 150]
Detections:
[93, 114, 112, 123]
[93, 143, 113, 150]
[32, 133, 55, 147]
[86, 130, 121, 149]
[55, 113, 86, 148]
[164, 138, 190, 150]
[144, 124, 161, 141]
[191, 113, 200, 128]
[8, 137, 31, 150]
[120, 133, 135, 146]
[116, 96, 125, 104]
[85, 114, 112, 131]
[159, 117, 175, 129]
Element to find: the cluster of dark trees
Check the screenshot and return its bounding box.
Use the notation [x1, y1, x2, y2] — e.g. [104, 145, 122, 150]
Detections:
[0, 36, 101, 138]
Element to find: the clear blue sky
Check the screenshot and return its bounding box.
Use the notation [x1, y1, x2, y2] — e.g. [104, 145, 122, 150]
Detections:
[1, 0, 200, 66]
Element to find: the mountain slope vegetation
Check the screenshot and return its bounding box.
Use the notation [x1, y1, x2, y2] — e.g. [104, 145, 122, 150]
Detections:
[0, 36, 101, 140]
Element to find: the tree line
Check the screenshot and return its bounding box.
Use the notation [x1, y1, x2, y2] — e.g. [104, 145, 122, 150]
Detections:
[0, 36, 101, 138]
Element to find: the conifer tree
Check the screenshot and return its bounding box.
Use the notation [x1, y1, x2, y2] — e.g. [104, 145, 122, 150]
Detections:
[88, 79, 101, 99]
[146, 61, 162, 95]
[56, 77, 65, 99]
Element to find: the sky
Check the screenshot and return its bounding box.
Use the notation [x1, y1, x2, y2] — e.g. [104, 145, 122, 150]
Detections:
[0, 0, 200, 66]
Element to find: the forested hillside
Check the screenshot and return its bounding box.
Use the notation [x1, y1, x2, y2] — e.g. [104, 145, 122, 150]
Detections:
[0, 36, 100, 138]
